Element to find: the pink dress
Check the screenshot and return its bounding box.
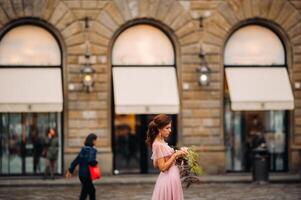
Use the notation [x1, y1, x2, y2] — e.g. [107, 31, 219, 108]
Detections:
[151, 141, 184, 200]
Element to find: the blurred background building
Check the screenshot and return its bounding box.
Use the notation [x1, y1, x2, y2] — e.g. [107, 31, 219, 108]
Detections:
[0, 0, 301, 176]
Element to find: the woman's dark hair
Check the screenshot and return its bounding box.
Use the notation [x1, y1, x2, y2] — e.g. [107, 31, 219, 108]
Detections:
[84, 133, 97, 147]
[46, 127, 57, 136]
[146, 114, 172, 147]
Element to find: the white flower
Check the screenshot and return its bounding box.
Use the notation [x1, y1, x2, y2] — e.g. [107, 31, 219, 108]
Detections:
[180, 147, 188, 153]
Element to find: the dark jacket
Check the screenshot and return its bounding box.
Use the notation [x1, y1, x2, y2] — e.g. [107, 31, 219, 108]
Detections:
[45, 137, 59, 160]
[68, 146, 98, 178]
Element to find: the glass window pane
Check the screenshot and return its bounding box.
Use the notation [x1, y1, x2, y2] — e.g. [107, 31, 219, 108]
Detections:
[224, 107, 288, 172]
[0, 114, 9, 174]
[9, 114, 22, 174]
[0, 112, 62, 175]
[224, 25, 285, 65]
[36, 113, 50, 174]
[224, 109, 244, 172]
[26, 113, 44, 174]
[25, 113, 34, 174]
[37, 113, 62, 174]
[112, 24, 175, 65]
[114, 114, 140, 174]
[265, 111, 286, 171]
[56, 113, 62, 174]
[0, 25, 61, 66]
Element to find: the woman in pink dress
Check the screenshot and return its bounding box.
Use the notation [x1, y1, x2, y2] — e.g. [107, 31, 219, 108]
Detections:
[146, 114, 187, 200]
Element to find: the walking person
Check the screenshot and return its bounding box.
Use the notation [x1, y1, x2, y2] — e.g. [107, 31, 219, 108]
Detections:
[66, 133, 98, 200]
[147, 114, 187, 200]
[44, 128, 58, 179]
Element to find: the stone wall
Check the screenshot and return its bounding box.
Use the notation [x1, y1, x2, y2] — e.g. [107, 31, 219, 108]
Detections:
[0, 0, 301, 174]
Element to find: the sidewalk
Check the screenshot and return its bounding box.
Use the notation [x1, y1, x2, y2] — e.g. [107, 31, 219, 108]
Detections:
[0, 173, 299, 187]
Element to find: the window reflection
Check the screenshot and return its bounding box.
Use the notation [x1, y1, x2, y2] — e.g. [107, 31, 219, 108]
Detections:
[0, 113, 61, 175]
[113, 114, 177, 174]
[224, 104, 288, 171]
[114, 115, 140, 173]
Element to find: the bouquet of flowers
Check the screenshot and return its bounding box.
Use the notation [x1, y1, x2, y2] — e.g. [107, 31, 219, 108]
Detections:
[175, 147, 203, 188]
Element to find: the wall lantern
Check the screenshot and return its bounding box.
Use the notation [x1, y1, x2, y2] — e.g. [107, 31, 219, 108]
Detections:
[81, 54, 95, 93]
[196, 53, 210, 86]
[80, 16, 95, 93]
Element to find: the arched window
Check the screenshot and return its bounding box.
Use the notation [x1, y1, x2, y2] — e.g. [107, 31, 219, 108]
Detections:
[0, 25, 61, 66]
[0, 24, 63, 175]
[112, 24, 178, 114]
[224, 24, 292, 172]
[112, 24, 175, 65]
[224, 25, 285, 66]
[111, 24, 179, 174]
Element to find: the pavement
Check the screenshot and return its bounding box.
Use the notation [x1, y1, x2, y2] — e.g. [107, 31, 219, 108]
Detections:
[0, 173, 300, 187]
[0, 182, 300, 200]
[0, 174, 300, 200]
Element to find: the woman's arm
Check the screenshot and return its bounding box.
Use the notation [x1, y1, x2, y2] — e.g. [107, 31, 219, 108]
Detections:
[66, 154, 79, 178]
[68, 149, 82, 173]
[156, 150, 186, 172]
[66, 151, 81, 178]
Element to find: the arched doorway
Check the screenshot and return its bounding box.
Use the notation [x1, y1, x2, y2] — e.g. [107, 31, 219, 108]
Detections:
[0, 24, 63, 175]
[111, 24, 179, 174]
[224, 24, 293, 172]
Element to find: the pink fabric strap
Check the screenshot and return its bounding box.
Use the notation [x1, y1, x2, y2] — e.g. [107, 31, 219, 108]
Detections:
[151, 142, 174, 161]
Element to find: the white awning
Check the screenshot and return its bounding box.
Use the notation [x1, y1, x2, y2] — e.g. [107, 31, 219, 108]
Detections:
[225, 67, 294, 111]
[0, 68, 63, 112]
[112, 67, 179, 114]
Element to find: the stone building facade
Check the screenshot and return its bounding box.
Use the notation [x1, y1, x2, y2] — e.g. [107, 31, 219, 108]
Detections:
[0, 0, 301, 175]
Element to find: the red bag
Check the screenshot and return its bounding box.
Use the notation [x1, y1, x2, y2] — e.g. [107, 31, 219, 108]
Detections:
[88, 165, 101, 181]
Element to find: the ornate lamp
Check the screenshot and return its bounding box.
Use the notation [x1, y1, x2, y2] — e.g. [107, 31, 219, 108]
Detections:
[80, 53, 95, 92]
[196, 53, 210, 86]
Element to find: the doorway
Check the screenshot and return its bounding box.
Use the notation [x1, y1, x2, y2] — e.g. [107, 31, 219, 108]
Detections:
[110, 24, 179, 174]
[112, 114, 177, 174]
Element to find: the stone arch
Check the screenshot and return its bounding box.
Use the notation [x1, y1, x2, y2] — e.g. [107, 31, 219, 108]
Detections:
[202, 0, 301, 69]
[0, 0, 89, 63]
[90, 0, 201, 66]
[108, 19, 178, 65]
[93, 0, 201, 147]
[94, 0, 199, 39]
[220, 19, 291, 72]
[0, 0, 87, 150]
[0, 0, 82, 43]
[0, 1, 88, 66]
[202, 0, 301, 170]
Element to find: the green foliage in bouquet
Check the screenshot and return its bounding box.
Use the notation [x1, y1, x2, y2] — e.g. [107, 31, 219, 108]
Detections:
[186, 148, 203, 176]
[174, 146, 204, 188]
